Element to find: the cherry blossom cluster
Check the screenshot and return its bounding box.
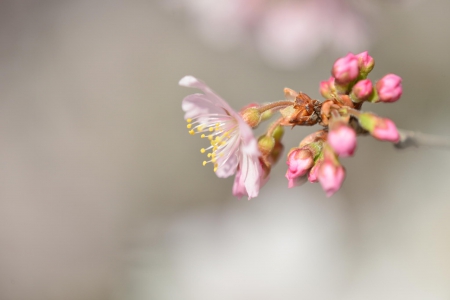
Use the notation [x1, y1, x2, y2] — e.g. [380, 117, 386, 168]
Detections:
[181, 52, 403, 199]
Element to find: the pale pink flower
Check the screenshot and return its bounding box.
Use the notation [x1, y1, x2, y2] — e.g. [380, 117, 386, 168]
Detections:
[318, 160, 346, 197]
[233, 160, 269, 199]
[376, 74, 403, 103]
[332, 53, 360, 84]
[328, 125, 357, 157]
[180, 76, 264, 199]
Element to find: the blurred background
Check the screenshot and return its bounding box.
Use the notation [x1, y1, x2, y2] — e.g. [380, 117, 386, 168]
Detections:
[1, 0, 450, 299]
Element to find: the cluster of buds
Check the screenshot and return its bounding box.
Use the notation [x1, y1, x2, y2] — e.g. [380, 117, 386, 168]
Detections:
[180, 51, 403, 199]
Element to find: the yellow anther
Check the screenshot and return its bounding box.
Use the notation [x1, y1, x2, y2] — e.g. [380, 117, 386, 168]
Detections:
[201, 134, 206, 138]
[187, 124, 192, 129]
[211, 158, 216, 163]
[213, 167, 218, 172]
[197, 126, 203, 132]
[215, 136, 222, 142]
[207, 153, 212, 158]
[189, 130, 195, 135]
[209, 127, 214, 132]
[200, 148, 206, 153]
[208, 135, 213, 141]
[202, 161, 207, 166]
[187, 118, 192, 123]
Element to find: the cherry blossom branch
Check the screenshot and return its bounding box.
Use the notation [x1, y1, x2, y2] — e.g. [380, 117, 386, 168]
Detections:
[394, 129, 450, 150]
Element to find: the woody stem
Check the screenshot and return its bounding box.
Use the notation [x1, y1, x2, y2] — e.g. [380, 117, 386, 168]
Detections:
[395, 130, 450, 150]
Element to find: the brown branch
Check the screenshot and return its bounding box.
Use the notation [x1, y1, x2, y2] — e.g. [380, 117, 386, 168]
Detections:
[394, 129, 450, 150]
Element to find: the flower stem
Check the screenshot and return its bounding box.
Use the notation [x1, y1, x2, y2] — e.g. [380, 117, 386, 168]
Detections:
[258, 100, 294, 114]
[266, 117, 284, 137]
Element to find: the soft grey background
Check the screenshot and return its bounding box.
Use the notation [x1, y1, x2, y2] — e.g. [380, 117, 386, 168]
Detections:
[0, 1, 449, 300]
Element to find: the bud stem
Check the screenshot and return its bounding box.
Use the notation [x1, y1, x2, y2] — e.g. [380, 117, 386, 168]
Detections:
[266, 117, 284, 137]
[258, 100, 295, 114]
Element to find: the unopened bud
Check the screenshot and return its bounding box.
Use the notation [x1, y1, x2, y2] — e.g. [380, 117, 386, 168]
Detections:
[332, 53, 359, 84]
[240, 107, 261, 128]
[299, 130, 328, 147]
[356, 51, 374, 75]
[359, 113, 400, 142]
[350, 79, 373, 102]
[308, 160, 322, 183]
[258, 136, 275, 156]
[318, 160, 346, 197]
[328, 124, 357, 157]
[319, 77, 336, 99]
[376, 74, 402, 103]
[285, 147, 314, 184]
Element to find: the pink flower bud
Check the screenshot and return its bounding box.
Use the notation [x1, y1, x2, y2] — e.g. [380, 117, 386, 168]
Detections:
[359, 113, 400, 143]
[308, 160, 322, 183]
[356, 51, 374, 74]
[376, 74, 402, 103]
[372, 118, 400, 142]
[240, 107, 262, 128]
[285, 148, 314, 186]
[318, 160, 345, 197]
[319, 77, 335, 99]
[351, 79, 373, 102]
[332, 53, 359, 84]
[327, 125, 357, 157]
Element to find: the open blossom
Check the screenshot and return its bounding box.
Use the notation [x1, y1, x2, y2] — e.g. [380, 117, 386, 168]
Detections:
[180, 76, 264, 199]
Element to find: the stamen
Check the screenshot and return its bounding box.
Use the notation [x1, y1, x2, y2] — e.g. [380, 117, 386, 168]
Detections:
[202, 161, 207, 166]
[189, 130, 195, 135]
[187, 124, 192, 129]
[201, 134, 206, 138]
[200, 148, 206, 153]
[187, 118, 192, 123]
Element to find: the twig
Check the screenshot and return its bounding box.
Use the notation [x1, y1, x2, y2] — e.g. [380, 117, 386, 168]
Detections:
[394, 129, 450, 150]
